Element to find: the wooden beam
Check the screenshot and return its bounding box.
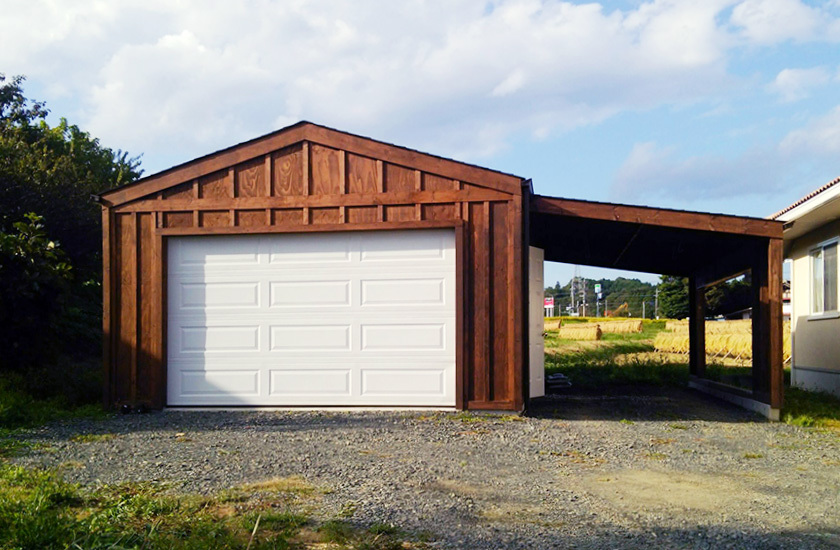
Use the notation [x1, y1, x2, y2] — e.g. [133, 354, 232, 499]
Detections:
[101, 207, 112, 408]
[116, 188, 512, 213]
[688, 276, 706, 378]
[752, 239, 784, 408]
[531, 195, 782, 239]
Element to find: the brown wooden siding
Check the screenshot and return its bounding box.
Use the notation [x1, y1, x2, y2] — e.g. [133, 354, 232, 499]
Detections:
[104, 138, 525, 411]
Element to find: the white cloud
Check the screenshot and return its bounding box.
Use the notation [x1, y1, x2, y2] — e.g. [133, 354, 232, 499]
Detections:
[780, 105, 840, 155]
[769, 66, 831, 102]
[730, 0, 839, 44]
[612, 103, 840, 204]
[0, 0, 838, 173]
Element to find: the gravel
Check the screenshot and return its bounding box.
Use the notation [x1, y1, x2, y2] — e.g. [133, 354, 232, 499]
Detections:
[13, 388, 840, 549]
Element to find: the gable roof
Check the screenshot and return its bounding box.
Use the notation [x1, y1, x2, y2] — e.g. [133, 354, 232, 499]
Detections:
[770, 175, 840, 220]
[98, 121, 525, 206]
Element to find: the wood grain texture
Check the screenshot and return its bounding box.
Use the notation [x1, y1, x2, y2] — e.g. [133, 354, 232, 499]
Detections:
[200, 210, 231, 227]
[310, 144, 342, 195]
[384, 163, 414, 193]
[347, 153, 378, 194]
[469, 202, 489, 403]
[384, 205, 415, 221]
[115, 213, 135, 404]
[273, 208, 304, 225]
[422, 203, 457, 221]
[101, 208, 112, 407]
[491, 201, 510, 402]
[199, 170, 230, 199]
[272, 145, 304, 196]
[137, 213, 154, 403]
[234, 157, 266, 198]
[162, 183, 193, 200]
[163, 211, 192, 229]
[310, 207, 341, 224]
[235, 210, 267, 227]
[346, 206, 378, 223]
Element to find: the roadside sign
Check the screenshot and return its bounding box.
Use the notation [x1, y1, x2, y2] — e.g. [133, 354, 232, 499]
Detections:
[594, 284, 602, 294]
[544, 297, 554, 307]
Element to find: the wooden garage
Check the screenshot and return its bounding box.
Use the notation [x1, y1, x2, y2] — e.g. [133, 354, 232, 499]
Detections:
[98, 122, 784, 416]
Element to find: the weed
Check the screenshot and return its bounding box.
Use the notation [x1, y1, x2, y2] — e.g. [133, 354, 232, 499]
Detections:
[669, 423, 689, 430]
[70, 433, 117, 443]
[319, 519, 355, 544]
[619, 419, 634, 425]
[782, 388, 840, 431]
[644, 452, 667, 460]
[743, 453, 763, 459]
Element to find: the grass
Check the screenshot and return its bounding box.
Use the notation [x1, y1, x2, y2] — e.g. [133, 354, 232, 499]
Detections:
[0, 464, 432, 550]
[782, 387, 840, 431]
[0, 374, 109, 431]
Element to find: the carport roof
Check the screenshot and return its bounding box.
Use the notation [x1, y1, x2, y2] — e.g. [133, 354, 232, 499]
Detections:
[530, 195, 783, 282]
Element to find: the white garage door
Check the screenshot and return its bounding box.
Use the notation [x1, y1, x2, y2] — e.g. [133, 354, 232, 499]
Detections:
[166, 229, 456, 407]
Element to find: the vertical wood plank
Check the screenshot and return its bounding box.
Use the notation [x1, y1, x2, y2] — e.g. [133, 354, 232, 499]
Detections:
[455, 223, 466, 410]
[468, 202, 489, 403]
[415, 170, 422, 220]
[132, 213, 140, 403]
[265, 154, 272, 224]
[228, 167, 236, 226]
[752, 240, 784, 408]
[509, 194, 524, 410]
[376, 160, 384, 222]
[339, 151, 347, 222]
[689, 276, 706, 378]
[303, 142, 310, 223]
[101, 208, 112, 408]
[192, 179, 200, 227]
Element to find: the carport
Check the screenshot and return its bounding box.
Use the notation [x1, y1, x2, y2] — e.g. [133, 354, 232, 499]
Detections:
[528, 194, 784, 419]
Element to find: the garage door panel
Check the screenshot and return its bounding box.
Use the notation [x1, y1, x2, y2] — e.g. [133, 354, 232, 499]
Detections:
[168, 229, 456, 407]
[269, 280, 351, 307]
[268, 233, 351, 263]
[179, 325, 261, 353]
[178, 369, 260, 397]
[269, 324, 352, 351]
[269, 368, 352, 396]
[360, 278, 446, 306]
[360, 323, 447, 351]
[179, 282, 261, 309]
[360, 231, 447, 261]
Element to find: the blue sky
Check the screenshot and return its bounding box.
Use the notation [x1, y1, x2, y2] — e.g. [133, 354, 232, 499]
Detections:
[3, 0, 839, 286]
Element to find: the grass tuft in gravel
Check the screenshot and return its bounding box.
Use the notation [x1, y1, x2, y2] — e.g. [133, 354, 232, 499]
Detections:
[782, 387, 840, 432]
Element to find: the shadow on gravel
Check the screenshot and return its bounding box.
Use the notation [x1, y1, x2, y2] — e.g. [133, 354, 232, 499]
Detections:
[527, 386, 766, 423]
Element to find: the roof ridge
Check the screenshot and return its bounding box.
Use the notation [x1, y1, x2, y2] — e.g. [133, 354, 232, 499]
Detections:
[769, 175, 840, 219]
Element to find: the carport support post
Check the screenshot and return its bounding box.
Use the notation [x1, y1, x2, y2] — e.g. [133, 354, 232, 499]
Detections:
[688, 276, 706, 378]
[752, 239, 784, 410]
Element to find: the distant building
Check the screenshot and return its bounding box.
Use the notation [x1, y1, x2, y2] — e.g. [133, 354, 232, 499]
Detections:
[771, 177, 840, 397]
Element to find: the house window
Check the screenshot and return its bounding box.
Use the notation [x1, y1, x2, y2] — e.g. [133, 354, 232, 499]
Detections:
[811, 240, 838, 314]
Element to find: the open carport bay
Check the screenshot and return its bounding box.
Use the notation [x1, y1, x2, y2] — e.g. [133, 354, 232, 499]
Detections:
[15, 389, 840, 550]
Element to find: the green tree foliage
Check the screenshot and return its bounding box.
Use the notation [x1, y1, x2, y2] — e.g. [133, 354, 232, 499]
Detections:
[0, 214, 72, 370]
[658, 275, 689, 319]
[0, 74, 142, 276]
[0, 74, 142, 383]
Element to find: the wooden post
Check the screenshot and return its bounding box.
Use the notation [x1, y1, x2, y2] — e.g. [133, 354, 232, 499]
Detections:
[688, 276, 706, 378]
[752, 239, 784, 408]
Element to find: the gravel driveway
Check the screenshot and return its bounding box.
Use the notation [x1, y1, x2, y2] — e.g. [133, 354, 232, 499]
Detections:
[14, 388, 840, 549]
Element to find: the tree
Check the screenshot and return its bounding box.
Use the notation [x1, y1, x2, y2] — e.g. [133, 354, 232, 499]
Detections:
[0, 74, 142, 383]
[658, 275, 689, 319]
[0, 74, 142, 277]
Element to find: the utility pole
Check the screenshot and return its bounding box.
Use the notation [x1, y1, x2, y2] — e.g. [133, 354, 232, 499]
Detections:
[642, 301, 645, 319]
[582, 279, 587, 317]
[654, 286, 659, 319]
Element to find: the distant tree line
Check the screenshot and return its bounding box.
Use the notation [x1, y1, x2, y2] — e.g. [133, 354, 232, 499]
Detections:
[545, 274, 753, 319]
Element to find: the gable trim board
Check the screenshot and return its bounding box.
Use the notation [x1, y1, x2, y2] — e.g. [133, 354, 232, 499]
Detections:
[100, 121, 784, 414]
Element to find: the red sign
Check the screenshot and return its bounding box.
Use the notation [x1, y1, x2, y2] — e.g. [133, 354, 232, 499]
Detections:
[544, 297, 554, 307]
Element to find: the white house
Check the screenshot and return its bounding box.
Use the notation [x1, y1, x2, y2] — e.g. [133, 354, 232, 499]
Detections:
[771, 176, 840, 397]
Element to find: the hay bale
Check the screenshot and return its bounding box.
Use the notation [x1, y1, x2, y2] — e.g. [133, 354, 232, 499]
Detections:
[599, 319, 643, 334]
[654, 332, 689, 354]
[558, 325, 602, 341]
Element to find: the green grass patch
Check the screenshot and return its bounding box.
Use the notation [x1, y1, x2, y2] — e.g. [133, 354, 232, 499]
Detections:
[69, 433, 118, 443]
[782, 387, 840, 431]
[0, 463, 432, 549]
[0, 374, 109, 431]
[545, 340, 689, 389]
